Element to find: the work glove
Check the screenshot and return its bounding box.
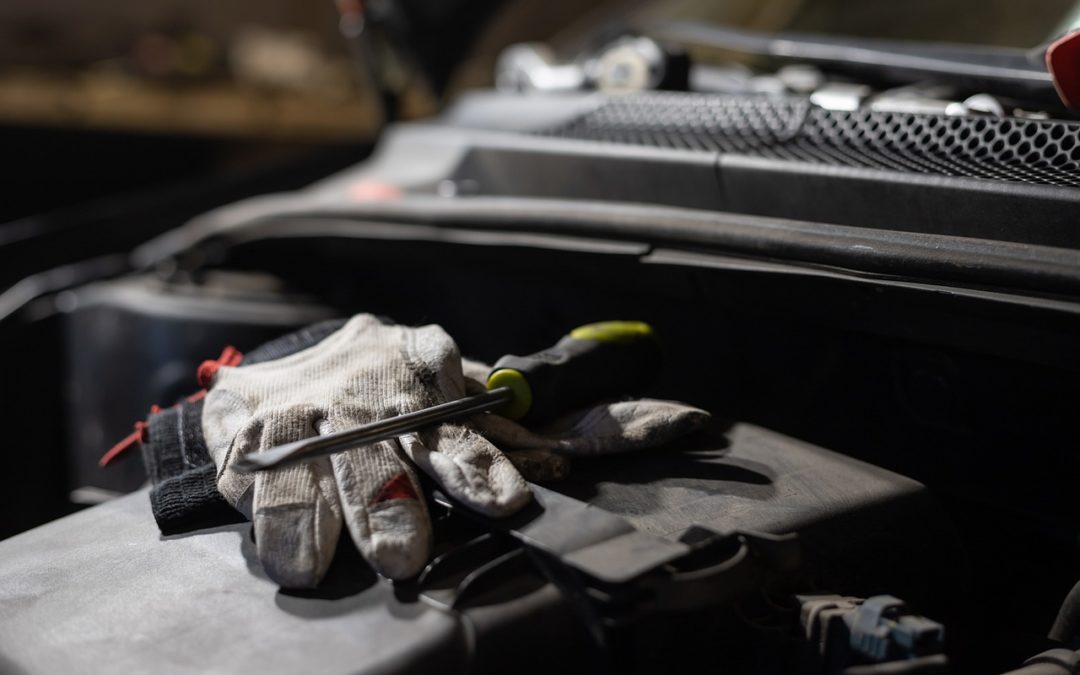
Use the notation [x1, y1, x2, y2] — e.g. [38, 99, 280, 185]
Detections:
[203, 314, 709, 588]
[460, 359, 709, 482]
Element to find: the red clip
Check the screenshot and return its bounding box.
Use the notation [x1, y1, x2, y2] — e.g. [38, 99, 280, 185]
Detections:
[197, 345, 243, 388]
[100, 345, 243, 468]
[99, 420, 150, 468]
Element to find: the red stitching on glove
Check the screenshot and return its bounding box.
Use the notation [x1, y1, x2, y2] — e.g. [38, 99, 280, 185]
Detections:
[370, 472, 419, 505]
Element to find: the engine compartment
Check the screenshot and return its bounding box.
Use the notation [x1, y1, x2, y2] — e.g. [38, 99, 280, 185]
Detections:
[4, 86, 1080, 673]
[44, 218, 1080, 671]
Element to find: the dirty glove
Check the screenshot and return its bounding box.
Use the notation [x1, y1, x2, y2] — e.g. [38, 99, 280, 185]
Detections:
[461, 359, 710, 481]
[203, 315, 711, 588]
[203, 314, 531, 587]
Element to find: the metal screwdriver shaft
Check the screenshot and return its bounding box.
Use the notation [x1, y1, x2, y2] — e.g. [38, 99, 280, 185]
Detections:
[233, 387, 515, 473]
[232, 320, 660, 474]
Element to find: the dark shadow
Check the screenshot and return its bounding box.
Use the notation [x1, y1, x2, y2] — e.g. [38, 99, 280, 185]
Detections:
[237, 523, 271, 582]
[161, 521, 272, 584]
[274, 585, 389, 620]
[0, 651, 29, 675]
[550, 423, 776, 522]
[258, 532, 432, 620]
[160, 521, 249, 541]
[392, 581, 421, 605]
[274, 533, 380, 604]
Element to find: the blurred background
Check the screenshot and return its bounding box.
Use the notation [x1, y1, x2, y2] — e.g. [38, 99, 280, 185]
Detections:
[2, 0, 1073, 225]
[1, 0, 365, 225]
[0, 0, 656, 223]
[0, 0, 655, 305]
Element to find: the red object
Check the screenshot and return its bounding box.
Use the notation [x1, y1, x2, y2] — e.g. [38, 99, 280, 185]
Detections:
[99, 421, 150, 468]
[197, 345, 243, 388]
[336, 0, 364, 18]
[370, 472, 420, 505]
[1046, 30, 1080, 109]
[100, 345, 243, 467]
[348, 180, 402, 202]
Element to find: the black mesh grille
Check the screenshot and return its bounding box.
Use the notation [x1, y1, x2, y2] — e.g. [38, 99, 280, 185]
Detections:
[541, 93, 1080, 187]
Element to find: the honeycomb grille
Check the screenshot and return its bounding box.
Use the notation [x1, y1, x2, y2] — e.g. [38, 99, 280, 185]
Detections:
[541, 93, 1080, 188]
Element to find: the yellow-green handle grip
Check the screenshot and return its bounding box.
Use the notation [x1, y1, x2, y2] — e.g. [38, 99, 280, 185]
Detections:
[486, 321, 661, 424]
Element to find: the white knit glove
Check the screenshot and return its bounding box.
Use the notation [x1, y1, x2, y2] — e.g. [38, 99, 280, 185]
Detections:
[203, 315, 530, 587]
[460, 359, 711, 482]
[203, 315, 711, 588]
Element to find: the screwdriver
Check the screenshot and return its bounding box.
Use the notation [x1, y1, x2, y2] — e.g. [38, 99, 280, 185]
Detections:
[233, 320, 661, 473]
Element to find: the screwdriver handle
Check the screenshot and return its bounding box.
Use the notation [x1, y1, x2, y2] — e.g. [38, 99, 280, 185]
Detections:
[486, 320, 662, 425]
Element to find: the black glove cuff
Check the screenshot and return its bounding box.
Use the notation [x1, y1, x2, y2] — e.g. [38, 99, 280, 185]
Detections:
[141, 400, 242, 535]
[138, 318, 349, 535]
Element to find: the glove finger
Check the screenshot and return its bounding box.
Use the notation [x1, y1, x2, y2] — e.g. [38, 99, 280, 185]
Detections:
[505, 448, 572, 483]
[460, 358, 491, 387]
[401, 423, 531, 518]
[530, 399, 711, 456]
[470, 412, 557, 452]
[330, 437, 432, 580]
[463, 362, 710, 458]
[253, 455, 343, 589]
[403, 324, 469, 400]
[203, 389, 258, 509]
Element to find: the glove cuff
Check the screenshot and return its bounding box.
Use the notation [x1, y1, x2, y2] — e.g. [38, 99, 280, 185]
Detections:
[141, 400, 242, 535]
[138, 318, 350, 535]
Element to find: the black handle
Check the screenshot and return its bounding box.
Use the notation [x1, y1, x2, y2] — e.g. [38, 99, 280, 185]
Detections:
[486, 321, 662, 425]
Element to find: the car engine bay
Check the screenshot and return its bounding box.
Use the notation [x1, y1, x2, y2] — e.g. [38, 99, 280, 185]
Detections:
[2, 2, 1080, 673]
